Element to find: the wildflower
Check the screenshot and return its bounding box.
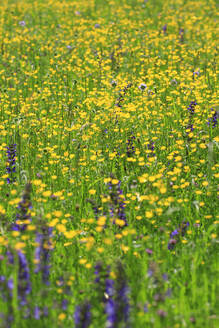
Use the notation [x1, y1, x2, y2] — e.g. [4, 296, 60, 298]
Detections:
[115, 83, 132, 108]
[162, 24, 167, 34]
[108, 178, 127, 227]
[74, 300, 91, 328]
[19, 21, 26, 26]
[11, 184, 32, 231]
[105, 279, 116, 328]
[33, 306, 40, 319]
[114, 261, 130, 325]
[58, 313, 66, 320]
[17, 251, 31, 306]
[126, 132, 136, 157]
[193, 69, 200, 76]
[146, 248, 153, 255]
[168, 221, 189, 250]
[34, 221, 53, 286]
[62, 299, 68, 310]
[187, 101, 197, 115]
[179, 28, 184, 43]
[6, 144, 16, 184]
[0, 276, 14, 326]
[86, 198, 100, 220]
[170, 229, 178, 238]
[138, 83, 147, 91]
[147, 141, 155, 157]
[157, 309, 167, 317]
[186, 101, 197, 139]
[111, 80, 117, 87]
[207, 109, 218, 128]
[144, 304, 149, 313]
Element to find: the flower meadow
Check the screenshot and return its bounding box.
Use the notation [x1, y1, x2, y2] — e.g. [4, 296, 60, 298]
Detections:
[0, 0, 218, 327]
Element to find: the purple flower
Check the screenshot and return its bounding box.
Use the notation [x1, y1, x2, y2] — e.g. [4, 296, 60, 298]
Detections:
[170, 229, 178, 238]
[193, 69, 200, 76]
[7, 279, 13, 291]
[34, 225, 53, 286]
[186, 101, 197, 139]
[168, 239, 177, 250]
[187, 101, 197, 115]
[34, 306, 40, 319]
[62, 299, 68, 310]
[113, 262, 130, 326]
[168, 221, 189, 249]
[19, 21, 26, 26]
[144, 304, 149, 313]
[11, 184, 32, 231]
[162, 273, 168, 281]
[157, 309, 167, 317]
[74, 301, 91, 328]
[111, 80, 117, 87]
[147, 141, 155, 157]
[146, 248, 153, 255]
[6, 144, 16, 184]
[101, 262, 130, 328]
[108, 179, 128, 227]
[126, 133, 136, 157]
[162, 24, 167, 34]
[17, 251, 31, 306]
[105, 279, 116, 328]
[105, 298, 116, 328]
[138, 83, 147, 91]
[207, 109, 218, 128]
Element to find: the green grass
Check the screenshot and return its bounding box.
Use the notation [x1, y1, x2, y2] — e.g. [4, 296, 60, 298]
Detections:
[0, 0, 218, 327]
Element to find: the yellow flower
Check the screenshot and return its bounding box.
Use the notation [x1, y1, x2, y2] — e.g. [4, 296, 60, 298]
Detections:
[64, 242, 72, 247]
[121, 245, 129, 253]
[64, 231, 77, 239]
[160, 186, 167, 194]
[56, 224, 66, 233]
[12, 231, 20, 237]
[27, 225, 36, 231]
[14, 242, 26, 250]
[104, 238, 112, 245]
[58, 313, 66, 321]
[0, 205, 5, 214]
[79, 258, 87, 264]
[145, 211, 153, 219]
[138, 176, 146, 183]
[199, 143, 206, 149]
[85, 263, 92, 269]
[97, 216, 106, 226]
[115, 219, 126, 227]
[53, 210, 62, 218]
[48, 219, 58, 227]
[43, 190, 52, 197]
[32, 179, 42, 186]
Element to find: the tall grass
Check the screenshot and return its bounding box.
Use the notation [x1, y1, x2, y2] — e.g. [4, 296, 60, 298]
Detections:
[0, 0, 218, 327]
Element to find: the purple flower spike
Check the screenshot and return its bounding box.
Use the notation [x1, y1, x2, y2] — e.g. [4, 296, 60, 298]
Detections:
[74, 301, 91, 328]
[6, 144, 16, 184]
